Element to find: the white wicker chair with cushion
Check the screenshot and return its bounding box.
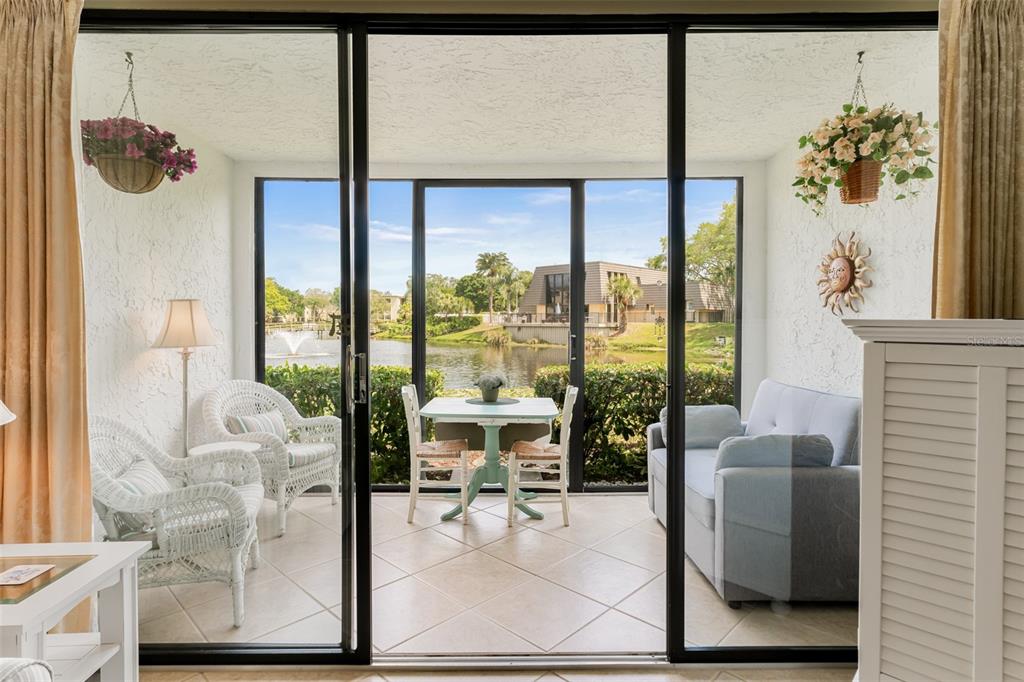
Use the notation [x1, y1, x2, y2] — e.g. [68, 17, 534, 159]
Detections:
[203, 379, 342, 535]
[507, 385, 578, 527]
[89, 417, 262, 627]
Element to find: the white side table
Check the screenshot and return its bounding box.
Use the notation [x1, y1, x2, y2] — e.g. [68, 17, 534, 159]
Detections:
[188, 441, 260, 457]
[0, 541, 150, 682]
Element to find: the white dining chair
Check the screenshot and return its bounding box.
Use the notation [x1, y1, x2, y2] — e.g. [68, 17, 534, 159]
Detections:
[401, 385, 471, 524]
[506, 385, 578, 527]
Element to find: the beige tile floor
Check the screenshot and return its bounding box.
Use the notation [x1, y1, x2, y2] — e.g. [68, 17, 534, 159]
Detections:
[142, 667, 856, 681]
[139, 493, 857, 653]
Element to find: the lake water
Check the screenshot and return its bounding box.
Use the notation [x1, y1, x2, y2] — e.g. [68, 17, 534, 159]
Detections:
[265, 335, 660, 389]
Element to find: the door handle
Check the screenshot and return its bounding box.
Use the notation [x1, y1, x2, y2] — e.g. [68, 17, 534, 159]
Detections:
[568, 333, 578, 363]
[354, 352, 368, 405]
[345, 344, 355, 414]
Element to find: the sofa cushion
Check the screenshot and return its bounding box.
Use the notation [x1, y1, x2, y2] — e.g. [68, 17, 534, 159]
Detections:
[649, 446, 719, 530]
[110, 458, 172, 534]
[745, 379, 861, 466]
[684, 405, 744, 448]
[716, 434, 834, 470]
[684, 448, 718, 530]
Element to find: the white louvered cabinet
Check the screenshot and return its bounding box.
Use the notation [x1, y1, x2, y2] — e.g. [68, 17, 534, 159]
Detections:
[846, 319, 1024, 682]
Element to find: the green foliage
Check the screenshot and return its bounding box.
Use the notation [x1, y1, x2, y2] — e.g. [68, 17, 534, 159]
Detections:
[475, 251, 513, 315]
[533, 362, 734, 484]
[368, 366, 444, 483]
[646, 236, 667, 270]
[607, 274, 643, 333]
[454, 272, 491, 313]
[584, 334, 608, 351]
[264, 277, 305, 321]
[483, 328, 511, 347]
[377, 314, 481, 339]
[686, 201, 737, 293]
[264, 363, 443, 484]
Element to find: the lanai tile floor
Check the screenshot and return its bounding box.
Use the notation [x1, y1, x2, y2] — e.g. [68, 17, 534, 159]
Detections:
[139, 493, 857, 653]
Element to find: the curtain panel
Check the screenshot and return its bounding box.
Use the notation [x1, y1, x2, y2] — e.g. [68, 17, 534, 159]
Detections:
[0, 0, 90, 571]
[934, 0, 1024, 319]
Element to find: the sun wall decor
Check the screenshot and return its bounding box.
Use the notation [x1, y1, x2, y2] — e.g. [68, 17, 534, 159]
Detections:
[817, 232, 873, 316]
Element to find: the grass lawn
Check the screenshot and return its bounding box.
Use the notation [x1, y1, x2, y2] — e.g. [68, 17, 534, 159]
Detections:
[604, 322, 734, 365]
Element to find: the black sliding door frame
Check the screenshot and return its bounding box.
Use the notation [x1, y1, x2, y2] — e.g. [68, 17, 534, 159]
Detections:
[410, 179, 587, 491]
[81, 7, 937, 668]
[78, 14, 372, 666]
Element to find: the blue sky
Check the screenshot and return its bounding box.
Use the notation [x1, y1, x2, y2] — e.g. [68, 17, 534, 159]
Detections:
[264, 178, 736, 295]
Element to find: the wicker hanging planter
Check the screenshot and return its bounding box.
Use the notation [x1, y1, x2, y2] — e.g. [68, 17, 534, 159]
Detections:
[80, 52, 196, 194]
[839, 159, 882, 205]
[94, 154, 165, 194]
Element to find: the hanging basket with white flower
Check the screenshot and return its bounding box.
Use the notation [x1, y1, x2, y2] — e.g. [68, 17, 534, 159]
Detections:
[793, 53, 938, 215]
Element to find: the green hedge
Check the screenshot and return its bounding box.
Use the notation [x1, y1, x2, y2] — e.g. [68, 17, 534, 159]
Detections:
[264, 364, 443, 484]
[533, 362, 734, 484]
[378, 314, 481, 339]
[266, 360, 734, 486]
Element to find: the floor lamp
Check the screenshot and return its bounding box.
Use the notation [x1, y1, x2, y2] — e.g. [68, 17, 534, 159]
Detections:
[153, 299, 216, 455]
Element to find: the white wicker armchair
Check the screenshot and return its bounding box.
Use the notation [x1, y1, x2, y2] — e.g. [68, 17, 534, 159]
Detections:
[89, 417, 262, 627]
[203, 380, 342, 535]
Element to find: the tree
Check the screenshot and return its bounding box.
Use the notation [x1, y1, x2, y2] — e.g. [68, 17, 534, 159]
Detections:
[454, 272, 491, 313]
[646, 236, 668, 270]
[264, 277, 292, 321]
[304, 288, 332, 321]
[607, 274, 643, 334]
[370, 290, 396, 323]
[474, 252, 512, 317]
[425, 274, 470, 316]
[686, 201, 737, 292]
[499, 268, 532, 313]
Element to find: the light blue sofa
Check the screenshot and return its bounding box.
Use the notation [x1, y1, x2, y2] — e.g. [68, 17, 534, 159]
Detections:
[647, 379, 861, 604]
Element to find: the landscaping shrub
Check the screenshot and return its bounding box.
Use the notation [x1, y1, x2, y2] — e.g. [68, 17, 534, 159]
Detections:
[265, 363, 444, 484]
[377, 314, 481, 339]
[483, 328, 511, 347]
[533, 362, 734, 485]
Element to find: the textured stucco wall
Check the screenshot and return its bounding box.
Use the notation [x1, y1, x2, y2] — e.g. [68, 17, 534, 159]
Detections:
[762, 144, 938, 398]
[78, 130, 235, 455]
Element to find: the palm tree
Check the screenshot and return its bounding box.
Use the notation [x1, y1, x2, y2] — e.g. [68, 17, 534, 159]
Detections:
[498, 268, 529, 313]
[474, 252, 512, 318]
[607, 274, 643, 334]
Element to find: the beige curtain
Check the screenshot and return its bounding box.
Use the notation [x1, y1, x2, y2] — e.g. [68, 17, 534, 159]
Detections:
[934, 0, 1024, 319]
[1, 0, 90, 583]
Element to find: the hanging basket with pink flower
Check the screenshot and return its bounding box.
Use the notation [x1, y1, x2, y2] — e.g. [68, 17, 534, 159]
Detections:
[80, 52, 197, 194]
[793, 52, 937, 215]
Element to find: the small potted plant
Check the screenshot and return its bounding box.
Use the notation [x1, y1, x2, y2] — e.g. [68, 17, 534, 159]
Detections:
[794, 103, 938, 214]
[476, 372, 507, 403]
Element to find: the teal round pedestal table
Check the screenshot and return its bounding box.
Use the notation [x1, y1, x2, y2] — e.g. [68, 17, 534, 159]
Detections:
[417, 397, 560, 522]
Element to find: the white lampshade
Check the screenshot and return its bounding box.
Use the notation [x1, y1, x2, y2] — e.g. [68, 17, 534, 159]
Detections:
[153, 299, 216, 349]
[0, 399, 14, 426]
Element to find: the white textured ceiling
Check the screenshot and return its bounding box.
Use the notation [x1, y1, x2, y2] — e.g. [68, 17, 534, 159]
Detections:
[74, 30, 937, 169]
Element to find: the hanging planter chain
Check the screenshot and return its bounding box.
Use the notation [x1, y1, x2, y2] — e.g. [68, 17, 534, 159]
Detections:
[839, 51, 881, 206]
[117, 51, 142, 121]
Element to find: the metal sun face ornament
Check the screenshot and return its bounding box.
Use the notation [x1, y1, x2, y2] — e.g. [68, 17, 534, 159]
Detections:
[817, 232, 873, 316]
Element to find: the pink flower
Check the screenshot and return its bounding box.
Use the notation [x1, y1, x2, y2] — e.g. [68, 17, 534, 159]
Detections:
[124, 143, 144, 159]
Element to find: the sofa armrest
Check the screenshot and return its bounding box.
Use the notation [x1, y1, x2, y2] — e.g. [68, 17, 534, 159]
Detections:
[714, 465, 859, 601]
[647, 422, 665, 452]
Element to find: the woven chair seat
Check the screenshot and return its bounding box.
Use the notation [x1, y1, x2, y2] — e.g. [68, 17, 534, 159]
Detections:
[415, 438, 469, 458]
[510, 440, 561, 460]
[463, 450, 509, 467]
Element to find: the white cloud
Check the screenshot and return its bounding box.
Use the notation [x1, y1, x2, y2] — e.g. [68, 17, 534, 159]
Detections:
[370, 219, 412, 243]
[276, 222, 340, 241]
[586, 187, 666, 204]
[484, 213, 532, 226]
[525, 190, 570, 206]
[427, 226, 484, 236]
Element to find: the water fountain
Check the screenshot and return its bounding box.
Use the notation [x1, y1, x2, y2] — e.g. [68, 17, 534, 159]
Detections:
[274, 330, 315, 356]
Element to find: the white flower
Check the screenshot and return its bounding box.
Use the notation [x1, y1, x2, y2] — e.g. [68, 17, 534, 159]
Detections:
[834, 137, 857, 162]
[813, 127, 834, 145]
